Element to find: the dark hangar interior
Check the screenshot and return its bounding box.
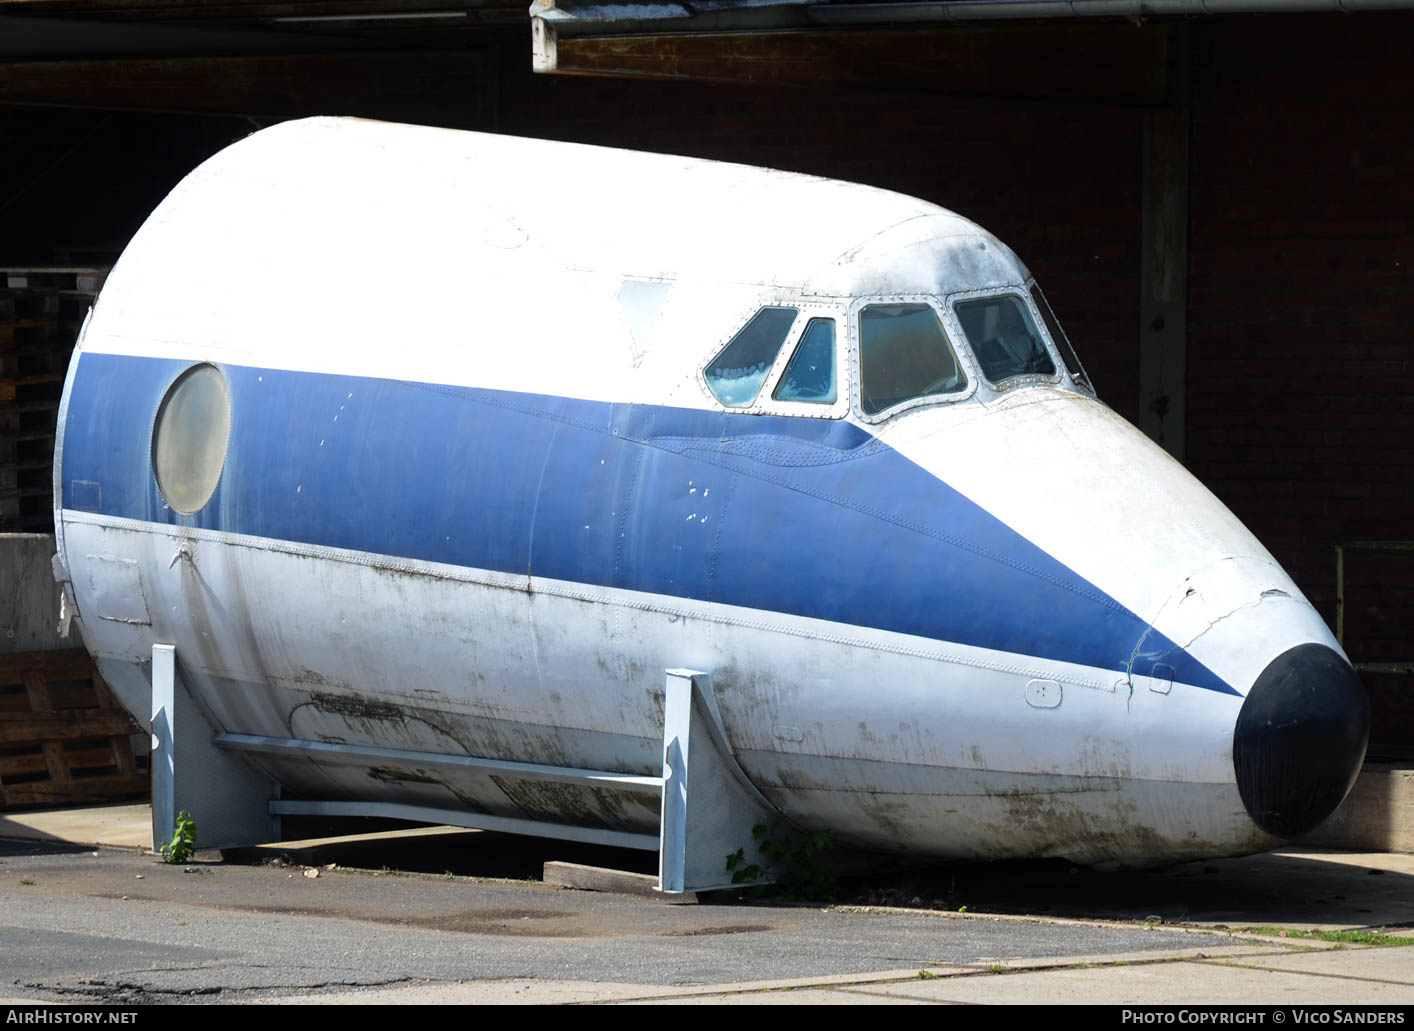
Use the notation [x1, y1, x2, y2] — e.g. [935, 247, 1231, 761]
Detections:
[0, 0, 1409, 809]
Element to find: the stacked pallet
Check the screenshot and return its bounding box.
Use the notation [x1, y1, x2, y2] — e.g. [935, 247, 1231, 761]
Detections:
[0, 649, 146, 809]
[0, 268, 145, 810]
[0, 268, 106, 534]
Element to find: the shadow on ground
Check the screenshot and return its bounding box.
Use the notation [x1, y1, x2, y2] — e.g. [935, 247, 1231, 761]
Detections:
[0, 839, 107, 859]
[840, 853, 1414, 930]
[228, 816, 660, 880]
[220, 816, 1414, 931]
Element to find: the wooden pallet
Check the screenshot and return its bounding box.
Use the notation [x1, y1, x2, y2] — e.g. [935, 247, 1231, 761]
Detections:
[0, 266, 109, 533]
[0, 649, 147, 809]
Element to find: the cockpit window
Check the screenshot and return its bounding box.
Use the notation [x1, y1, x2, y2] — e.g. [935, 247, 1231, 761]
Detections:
[705, 306, 798, 407]
[1029, 284, 1092, 392]
[954, 295, 1056, 387]
[773, 318, 836, 404]
[858, 304, 967, 417]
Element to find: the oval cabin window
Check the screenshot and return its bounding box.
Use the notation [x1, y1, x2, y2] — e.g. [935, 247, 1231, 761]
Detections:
[152, 363, 231, 514]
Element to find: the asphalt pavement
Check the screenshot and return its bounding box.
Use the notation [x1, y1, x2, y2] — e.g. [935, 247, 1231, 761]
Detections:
[1, 805, 1412, 1005]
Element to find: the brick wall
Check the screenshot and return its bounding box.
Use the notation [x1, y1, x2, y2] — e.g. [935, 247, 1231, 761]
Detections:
[1187, 14, 1414, 743]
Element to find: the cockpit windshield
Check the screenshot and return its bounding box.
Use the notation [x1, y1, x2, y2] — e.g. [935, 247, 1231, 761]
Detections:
[858, 303, 967, 416]
[954, 295, 1055, 387]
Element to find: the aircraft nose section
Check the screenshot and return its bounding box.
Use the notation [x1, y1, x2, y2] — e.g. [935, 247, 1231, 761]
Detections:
[1233, 644, 1369, 839]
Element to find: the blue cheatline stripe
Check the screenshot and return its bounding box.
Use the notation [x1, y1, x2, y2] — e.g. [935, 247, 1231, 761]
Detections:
[60, 351, 1235, 695]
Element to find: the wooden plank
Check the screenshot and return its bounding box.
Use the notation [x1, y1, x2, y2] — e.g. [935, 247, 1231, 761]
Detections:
[44, 682, 103, 711]
[1, 773, 149, 807]
[18, 673, 69, 786]
[92, 673, 141, 775]
[0, 744, 117, 777]
[63, 743, 127, 771]
[109, 738, 139, 774]
[21, 670, 51, 712]
[546, 22, 1174, 107]
[0, 751, 52, 777]
[0, 265, 108, 277]
[0, 710, 142, 746]
[110, 737, 139, 774]
[0, 691, 33, 713]
[0, 492, 142, 809]
[91, 673, 119, 710]
[108, 724, 139, 775]
[41, 740, 73, 784]
[0, 650, 96, 679]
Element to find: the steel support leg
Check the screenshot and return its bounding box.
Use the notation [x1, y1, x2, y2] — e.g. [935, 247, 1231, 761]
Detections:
[149, 643, 279, 851]
[150, 644, 177, 852]
[658, 668, 777, 894]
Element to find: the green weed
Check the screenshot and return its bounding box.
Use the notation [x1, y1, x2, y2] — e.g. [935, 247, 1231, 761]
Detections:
[725, 822, 838, 901]
[159, 810, 197, 864]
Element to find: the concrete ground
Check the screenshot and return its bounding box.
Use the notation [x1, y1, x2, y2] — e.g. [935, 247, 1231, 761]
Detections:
[1, 804, 1412, 1006]
[0, 803, 152, 851]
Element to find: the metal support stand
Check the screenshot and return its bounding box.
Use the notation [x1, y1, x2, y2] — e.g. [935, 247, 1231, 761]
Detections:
[148, 652, 778, 884]
[658, 669, 777, 894]
[150, 643, 279, 851]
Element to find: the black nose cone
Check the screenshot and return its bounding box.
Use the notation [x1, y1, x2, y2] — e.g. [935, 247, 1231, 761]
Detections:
[1233, 643, 1369, 839]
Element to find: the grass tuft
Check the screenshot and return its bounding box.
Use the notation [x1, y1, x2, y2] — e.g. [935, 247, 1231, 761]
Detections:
[1238, 926, 1414, 947]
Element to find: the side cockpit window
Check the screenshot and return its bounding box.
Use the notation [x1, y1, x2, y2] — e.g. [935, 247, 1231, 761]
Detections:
[859, 304, 967, 417]
[954, 295, 1055, 387]
[773, 318, 836, 404]
[1029, 284, 1093, 393]
[705, 306, 798, 407]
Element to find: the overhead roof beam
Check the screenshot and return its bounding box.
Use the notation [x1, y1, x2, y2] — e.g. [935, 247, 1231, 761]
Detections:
[0, 0, 474, 17]
[0, 49, 495, 120]
[534, 19, 1179, 105]
[533, 0, 1414, 46]
[531, 0, 1412, 95]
